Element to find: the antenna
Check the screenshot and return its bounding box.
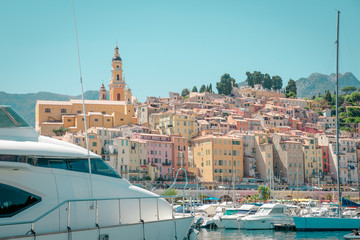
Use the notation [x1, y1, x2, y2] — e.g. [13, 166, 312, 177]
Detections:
[335, 10, 341, 217]
[72, 0, 94, 206]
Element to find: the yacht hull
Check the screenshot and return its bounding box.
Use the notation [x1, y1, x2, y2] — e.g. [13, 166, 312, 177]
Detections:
[1, 216, 194, 240]
[294, 216, 360, 231]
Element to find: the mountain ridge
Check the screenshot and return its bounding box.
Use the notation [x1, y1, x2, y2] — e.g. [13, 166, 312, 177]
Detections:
[296, 72, 360, 97]
[0, 91, 100, 126]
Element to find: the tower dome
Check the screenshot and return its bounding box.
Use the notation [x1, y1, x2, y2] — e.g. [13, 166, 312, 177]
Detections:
[112, 45, 122, 61]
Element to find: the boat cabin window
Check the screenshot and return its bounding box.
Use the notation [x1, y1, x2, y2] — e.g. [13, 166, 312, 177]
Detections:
[0, 155, 27, 163]
[0, 155, 120, 179]
[0, 183, 42, 218]
[270, 208, 284, 214]
[37, 158, 121, 178]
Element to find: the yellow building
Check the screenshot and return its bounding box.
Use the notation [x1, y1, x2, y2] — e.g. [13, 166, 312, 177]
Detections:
[307, 100, 322, 112]
[302, 137, 322, 184]
[36, 46, 137, 136]
[193, 135, 243, 183]
[62, 131, 101, 155]
[152, 111, 199, 141]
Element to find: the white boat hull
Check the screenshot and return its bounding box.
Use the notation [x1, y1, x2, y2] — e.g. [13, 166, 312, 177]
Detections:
[294, 216, 360, 231]
[239, 216, 293, 230]
[1, 216, 194, 240]
[221, 217, 240, 229]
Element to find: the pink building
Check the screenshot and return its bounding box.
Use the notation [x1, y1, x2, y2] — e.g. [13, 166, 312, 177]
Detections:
[171, 135, 189, 180]
[132, 133, 173, 180]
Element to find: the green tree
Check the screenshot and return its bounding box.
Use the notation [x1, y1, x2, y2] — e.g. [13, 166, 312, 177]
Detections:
[263, 73, 272, 89]
[285, 79, 297, 98]
[162, 187, 177, 196]
[342, 86, 357, 95]
[199, 84, 206, 93]
[52, 126, 69, 136]
[324, 90, 332, 102]
[207, 83, 213, 93]
[326, 193, 332, 201]
[258, 186, 270, 202]
[181, 88, 190, 97]
[271, 75, 283, 90]
[246, 71, 254, 87]
[192, 86, 198, 92]
[216, 73, 236, 95]
[253, 71, 264, 85]
[286, 92, 296, 99]
[347, 92, 360, 105]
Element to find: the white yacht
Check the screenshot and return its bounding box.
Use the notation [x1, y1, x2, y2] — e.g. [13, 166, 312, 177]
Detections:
[238, 204, 292, 230]
[0, 106, 194, 240]
[220, 204, 260, 229]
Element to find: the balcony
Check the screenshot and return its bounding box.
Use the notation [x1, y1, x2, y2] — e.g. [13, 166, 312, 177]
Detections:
[129, 169, 140, 173]
[162, 162, 172, 166]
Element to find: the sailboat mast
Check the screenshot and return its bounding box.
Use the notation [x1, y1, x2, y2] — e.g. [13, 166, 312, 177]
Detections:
[335, 10, 341, 217]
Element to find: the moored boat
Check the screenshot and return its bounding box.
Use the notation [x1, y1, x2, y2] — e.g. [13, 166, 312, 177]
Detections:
[220, 204, 260, 229]
[0, 106, 194, 240]
[238, 204, 293, 230]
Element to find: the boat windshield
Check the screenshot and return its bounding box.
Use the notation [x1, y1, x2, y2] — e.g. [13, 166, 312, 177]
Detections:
[257, 208, 272, 215]
[0, 155, 120, 179]
[0, 106, 30, 128]
[224, 209, 250, 215]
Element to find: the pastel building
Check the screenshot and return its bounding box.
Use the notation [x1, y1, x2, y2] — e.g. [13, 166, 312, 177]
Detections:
[152, 111, 199, 140]
[254, 134, 274, 181]
[62, 131, 101, 155]
[328, 138, 358, 184]
[272, 133, 304, 185]
[192, 135, 244, 183]
[132, 133, 173, 180]
[301, 136, 321, 184]
[171, 135, 189, 180]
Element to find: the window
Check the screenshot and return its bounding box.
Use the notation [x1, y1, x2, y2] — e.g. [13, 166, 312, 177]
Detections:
[67, 119, 72, 122]
[61, 109, 66, 113]
[117, 74, 120, 80]
[94, 119, 98, 122]
[45, 108, 50, 113]
[0, 183, 42, 217]
[92, 142, 97, 147]
[117, 93, 121, 101]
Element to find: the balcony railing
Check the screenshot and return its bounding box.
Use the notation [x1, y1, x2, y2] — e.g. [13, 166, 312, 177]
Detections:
[0, 195, 194, 239]
[162, 162, 172, 166]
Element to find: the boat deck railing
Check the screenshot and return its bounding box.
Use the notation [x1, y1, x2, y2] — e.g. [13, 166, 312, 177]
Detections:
[0, 194, 194, 236]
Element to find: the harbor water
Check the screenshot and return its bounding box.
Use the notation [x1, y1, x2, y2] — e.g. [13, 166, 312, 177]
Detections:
[198, 228, 349, 239]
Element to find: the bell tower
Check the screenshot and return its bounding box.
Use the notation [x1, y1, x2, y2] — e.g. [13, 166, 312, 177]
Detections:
[109, 45, 126, 101]
[99, 83, 107, 100]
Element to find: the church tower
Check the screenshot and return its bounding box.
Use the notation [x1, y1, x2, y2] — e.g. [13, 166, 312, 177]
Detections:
[109, 45, 126, 101]
[99, 83, 107, 100]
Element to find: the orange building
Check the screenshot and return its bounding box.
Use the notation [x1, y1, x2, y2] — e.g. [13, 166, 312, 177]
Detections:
[36, 46, 137, 136]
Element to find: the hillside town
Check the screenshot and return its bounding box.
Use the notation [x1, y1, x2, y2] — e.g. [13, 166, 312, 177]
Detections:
[35, 47, 360, 191]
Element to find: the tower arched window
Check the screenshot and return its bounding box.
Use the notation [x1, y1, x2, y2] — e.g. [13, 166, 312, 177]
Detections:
[117, 93, 121, 101]
[117, 74, 120, 80]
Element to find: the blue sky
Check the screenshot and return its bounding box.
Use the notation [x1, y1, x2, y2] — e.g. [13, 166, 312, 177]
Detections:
[0, 0, 359, 101]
